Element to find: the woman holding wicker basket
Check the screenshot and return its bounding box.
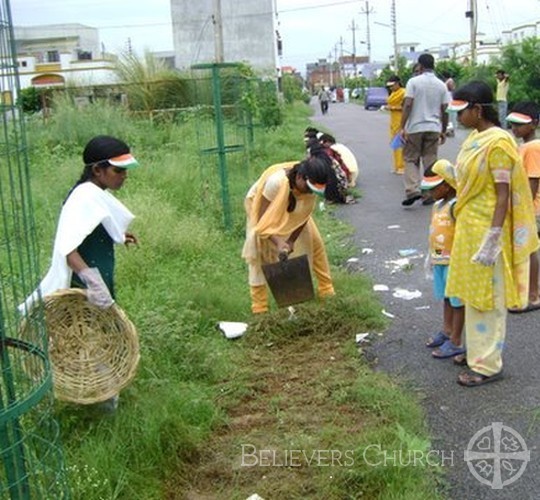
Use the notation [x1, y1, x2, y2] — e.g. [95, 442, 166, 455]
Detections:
[21, 135, 140, 411]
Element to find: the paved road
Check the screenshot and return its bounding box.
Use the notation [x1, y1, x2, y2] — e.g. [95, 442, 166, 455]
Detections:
[314, 101, 540, 500]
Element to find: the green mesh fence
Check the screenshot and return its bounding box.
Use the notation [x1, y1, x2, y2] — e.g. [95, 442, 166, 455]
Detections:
[190, 63, 251, 231]
[0, 0, 69, 497]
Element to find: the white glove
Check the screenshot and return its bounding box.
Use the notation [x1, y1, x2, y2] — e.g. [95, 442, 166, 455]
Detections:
[472, 227, 502, 266]
[424, 253, 433, 280]
[78, 268, 114, 308]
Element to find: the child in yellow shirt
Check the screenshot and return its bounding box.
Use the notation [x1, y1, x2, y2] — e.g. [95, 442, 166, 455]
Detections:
[422, 162, 465, 359]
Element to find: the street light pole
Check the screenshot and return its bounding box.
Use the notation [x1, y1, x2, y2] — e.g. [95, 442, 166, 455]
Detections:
[349, 18, 358, 77]
[212, 0, 224, 63]
[360, 0, 374, 62]
[391, 0, 398, 72]
[465, 0, 477, 64]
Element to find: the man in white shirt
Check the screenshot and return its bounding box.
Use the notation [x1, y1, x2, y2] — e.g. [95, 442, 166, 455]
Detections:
[399, 54, 449, 206]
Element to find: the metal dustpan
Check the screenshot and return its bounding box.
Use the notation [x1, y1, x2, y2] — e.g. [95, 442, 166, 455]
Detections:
[262, 254, 314, 307]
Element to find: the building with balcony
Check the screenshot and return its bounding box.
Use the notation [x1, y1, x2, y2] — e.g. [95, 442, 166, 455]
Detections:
[13, 24, 118, 89]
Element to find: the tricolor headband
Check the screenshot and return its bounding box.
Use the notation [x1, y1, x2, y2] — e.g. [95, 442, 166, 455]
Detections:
[306, 179, 326, 196]
[420, 175, 444, 190]
[446, 100, 469, 112]
[506, 112, 533, 124]
[87, 153, 139, 169]
[108, 153, 139, 168]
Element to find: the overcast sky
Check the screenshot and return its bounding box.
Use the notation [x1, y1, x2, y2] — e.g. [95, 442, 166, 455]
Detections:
[11, 0, 540, 71]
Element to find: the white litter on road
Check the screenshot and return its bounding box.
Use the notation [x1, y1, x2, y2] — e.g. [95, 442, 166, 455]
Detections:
[392, 288, 422, 300]
[218, 321, 248, 339]
[381, 309, 395, 318]
[361, 248, 374, 254]
[385, 257, 412, 273]
[387, 224, 401, 229]
[347, 257, 360, 263]
[398, 248, 419, 257]
[415, 305, 431, 310]
[373, 284, 389, 291]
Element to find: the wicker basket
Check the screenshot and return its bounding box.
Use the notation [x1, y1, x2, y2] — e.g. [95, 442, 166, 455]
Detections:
[20, 288, 140, 404]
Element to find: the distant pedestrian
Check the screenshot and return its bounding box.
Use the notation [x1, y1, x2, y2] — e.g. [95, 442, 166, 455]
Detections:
[318, 87, 331, 115]
[385, 75, 406, 174]
[445, 81, 539, 387]
[421, 161, 465, 361]
[507, 101, 540, 313]
[399, 53, 450, 206]
[442, 71, 457, 137]
[495, 69, 510, 128]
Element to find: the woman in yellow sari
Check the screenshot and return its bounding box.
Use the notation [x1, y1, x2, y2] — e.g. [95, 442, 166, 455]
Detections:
[445, 81, 539, 387]
[242, 157, 335, 314]
[386, 75, 406, 174]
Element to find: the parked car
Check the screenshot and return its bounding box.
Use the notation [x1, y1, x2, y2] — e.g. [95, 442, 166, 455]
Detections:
[364, 87, 388, 110]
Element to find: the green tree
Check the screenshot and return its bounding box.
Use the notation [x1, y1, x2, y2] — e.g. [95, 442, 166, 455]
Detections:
[281, 73, 304, 104]
[18, 86, 42, 113]
[497, 37, 540, 105]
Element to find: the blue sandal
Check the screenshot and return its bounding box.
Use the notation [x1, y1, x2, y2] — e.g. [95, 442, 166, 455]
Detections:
[425, 331, 449, 348]
[432, 340, 466, 359]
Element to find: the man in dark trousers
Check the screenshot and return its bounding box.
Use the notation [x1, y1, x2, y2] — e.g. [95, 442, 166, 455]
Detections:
[399, 53, 449, 206]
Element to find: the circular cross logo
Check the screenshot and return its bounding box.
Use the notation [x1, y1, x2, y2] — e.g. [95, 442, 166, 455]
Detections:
[464, 422, 530, 489]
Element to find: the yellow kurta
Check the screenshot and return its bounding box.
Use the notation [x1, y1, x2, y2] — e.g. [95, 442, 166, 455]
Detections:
[446, 127, 539, 311]
[242, 162, 322, 286]
[387, 87, 406, 172]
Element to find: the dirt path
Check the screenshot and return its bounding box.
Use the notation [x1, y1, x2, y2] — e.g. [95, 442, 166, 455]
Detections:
[178, 329, 370, 500]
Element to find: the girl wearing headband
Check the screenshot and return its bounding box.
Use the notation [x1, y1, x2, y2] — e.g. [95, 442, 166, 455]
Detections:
[445, 81, 539, 386]
[242, 157, 335, 314]
[22, 135, 140, 313]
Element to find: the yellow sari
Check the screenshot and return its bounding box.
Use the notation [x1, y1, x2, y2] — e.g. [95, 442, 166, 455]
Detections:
[387, 87, 405, 172]
[387, 87, 405, 136]
[242, 162, 320, 285]
[446, 127, 539, 311]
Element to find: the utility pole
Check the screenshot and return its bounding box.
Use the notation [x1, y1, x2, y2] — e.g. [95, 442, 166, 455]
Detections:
[334, 43, 340, 86]
[391, 0, 399, 72]
[339, 36, 345, 85]
[360, 0, 374, 62]
[328, 51, 334, 86]
[348, 19, 358, 77]
[212, 0, 224, 63]
[465, 0, 477, 64]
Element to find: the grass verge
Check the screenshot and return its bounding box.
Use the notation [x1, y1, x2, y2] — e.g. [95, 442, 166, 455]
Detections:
[22, 99, 443, 499]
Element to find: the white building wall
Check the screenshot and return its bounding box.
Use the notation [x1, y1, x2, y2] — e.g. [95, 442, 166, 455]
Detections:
[15, 24, 101, 60]
[170, 0, 277, 75]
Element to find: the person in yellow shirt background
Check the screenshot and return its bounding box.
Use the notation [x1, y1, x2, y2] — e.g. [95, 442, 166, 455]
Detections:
[495, 69, 510, 128]
[384, 75, 406, 174]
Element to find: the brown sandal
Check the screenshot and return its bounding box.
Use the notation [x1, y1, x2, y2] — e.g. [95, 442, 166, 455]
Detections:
[457, 370, 503, 387]
[453, 354, 467, 366]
